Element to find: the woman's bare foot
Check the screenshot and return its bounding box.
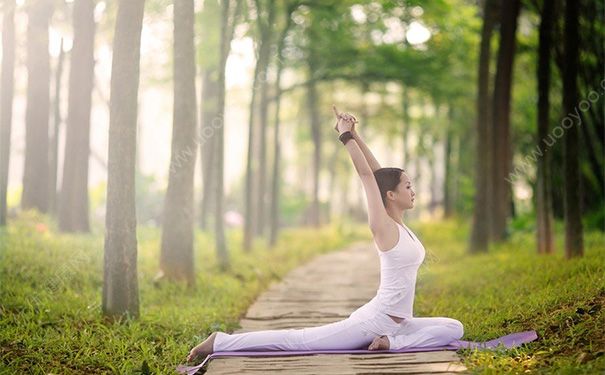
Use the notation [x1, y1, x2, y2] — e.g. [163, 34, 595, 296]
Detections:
[368, 335, 390, 351]
[187, 332, 218, 362]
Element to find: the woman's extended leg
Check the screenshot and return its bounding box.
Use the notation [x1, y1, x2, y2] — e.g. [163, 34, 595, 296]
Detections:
[212, 317, 374, 352]
[385, 317, 464, 350]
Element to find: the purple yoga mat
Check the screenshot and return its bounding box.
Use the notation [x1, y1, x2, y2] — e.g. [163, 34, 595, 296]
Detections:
[176, 330, 537, 375]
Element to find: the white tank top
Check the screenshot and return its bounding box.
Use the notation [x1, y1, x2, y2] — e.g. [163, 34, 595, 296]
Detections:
[373, 222, 425, 319]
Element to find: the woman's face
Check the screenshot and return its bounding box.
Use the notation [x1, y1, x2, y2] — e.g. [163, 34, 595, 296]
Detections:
[389, 172, 415, 210]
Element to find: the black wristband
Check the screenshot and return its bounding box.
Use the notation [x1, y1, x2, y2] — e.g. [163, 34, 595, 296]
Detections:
[339, 131, 354, 145]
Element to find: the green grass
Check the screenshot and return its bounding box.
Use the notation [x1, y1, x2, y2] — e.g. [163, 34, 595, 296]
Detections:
[1, 212, 604, 374]
[413, 220, 605, 374]
[0, 211, 370, 374]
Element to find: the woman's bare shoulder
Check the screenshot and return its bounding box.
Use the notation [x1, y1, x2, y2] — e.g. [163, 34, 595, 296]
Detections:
[372, 219, 400, 252]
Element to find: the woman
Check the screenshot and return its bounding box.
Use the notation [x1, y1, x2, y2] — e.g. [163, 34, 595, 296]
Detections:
[187, 106, 463, 362]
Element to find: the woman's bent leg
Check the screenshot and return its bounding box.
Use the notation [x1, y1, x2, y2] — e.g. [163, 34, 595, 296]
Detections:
[386, 317, 464, 350]
[214, 317, 374, 352]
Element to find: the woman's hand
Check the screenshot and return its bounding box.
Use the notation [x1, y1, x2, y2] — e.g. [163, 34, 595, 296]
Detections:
[332, 105, 358, 135]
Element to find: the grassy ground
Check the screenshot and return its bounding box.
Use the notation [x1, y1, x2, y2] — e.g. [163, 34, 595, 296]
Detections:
[1, 212, 603, 374]
[413, 220, 604, 374]
[0, 211, 370, 374]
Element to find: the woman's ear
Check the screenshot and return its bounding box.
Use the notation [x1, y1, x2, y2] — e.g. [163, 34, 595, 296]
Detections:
[386, 191, 395, 201]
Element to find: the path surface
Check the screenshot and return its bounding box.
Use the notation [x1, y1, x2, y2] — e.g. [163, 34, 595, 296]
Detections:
[206, 242, 467, 374]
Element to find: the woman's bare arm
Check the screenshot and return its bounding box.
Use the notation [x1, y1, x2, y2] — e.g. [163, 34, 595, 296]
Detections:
[334, 106, 392, 232]
[352, 130, 382, 172]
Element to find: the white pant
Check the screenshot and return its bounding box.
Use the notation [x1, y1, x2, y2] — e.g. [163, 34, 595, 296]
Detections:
[213, 298, 464, 352]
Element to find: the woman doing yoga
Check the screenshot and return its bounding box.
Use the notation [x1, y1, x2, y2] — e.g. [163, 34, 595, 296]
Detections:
[187, 105, 464, 362]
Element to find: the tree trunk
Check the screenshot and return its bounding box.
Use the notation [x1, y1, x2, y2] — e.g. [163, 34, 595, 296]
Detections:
[22, 0, 53, 213]
[269, 11, 294, 247]
[199, 68, 218, 231]
[59, 0, 95, 232]
[255, 0, 276, 238]
[0, 0, 16, 226]
[490, 0, 520, 241]
[243, 49, 263, 248]
[158, 0, 197, 287]
[49, 39, 65, 216]
[536, 0, 554, 254]
[215, 0, 239, 270]
[470, 0, 497, 253]
[562, 0, 584, 258]
[443, 106, 454, 218]
[401, 85, 410, 167]
[306, 77, 321, 227]
[198, 0, 221, 232]
[102, 0, 145, 320]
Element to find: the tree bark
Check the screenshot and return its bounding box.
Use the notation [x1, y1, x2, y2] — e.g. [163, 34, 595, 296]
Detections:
[21, 0, 53, 213]
[198, 68, 218, 231]
[0, 0, 16, 226]
[59, 0, 95, 232]
[255, 0, 276, 238]
[490, 0, 520, 241]
[269, 9, 294, 247]
[562, 0, 584, 258]
[470, 0, 497, 253]
[306, 77, 322, 227]
[536, 0, 554, 254]
[214, 0, 240, 269]
[158, 0, 198, 286]
[102, 0, 145, 320]
[443, 106, 454, 218]
[49, 39, 65, 216]
[198, 0, 221, 231]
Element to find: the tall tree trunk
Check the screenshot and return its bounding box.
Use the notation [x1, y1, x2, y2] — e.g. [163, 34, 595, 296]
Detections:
[562, 0, 583, 258]
[255, 0, 276, 238]
[401, 85, 410, 167]
[0, 0, 16, 226]
[198, 68, 218, 231]
[22, 0, 53, 213]
[243, 42, 264, 248]
[443, 106, 454, 218]
[59, 0, 95, 232]
[490, 0, 520, 241]
[215, 0, 239, 270]
[536, 0, 554, 254]
[306, 78, 322, 227]
[269, 10, 294, 247]
[470, 0, 497, 253]
[198, 0, 221, 232]
[49, 39, 65, 216]
[102, 0, 145, 320]
[158, 0, 197, 286]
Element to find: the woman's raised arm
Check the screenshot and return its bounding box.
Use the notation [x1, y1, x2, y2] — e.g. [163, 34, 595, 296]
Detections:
[333, 106, 392, 233]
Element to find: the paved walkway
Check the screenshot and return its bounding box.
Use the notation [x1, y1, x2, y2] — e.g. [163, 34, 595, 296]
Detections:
[206, 242, 467, 374]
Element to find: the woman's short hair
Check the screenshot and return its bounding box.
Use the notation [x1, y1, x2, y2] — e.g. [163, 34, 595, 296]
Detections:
[373, 167, 404, 207]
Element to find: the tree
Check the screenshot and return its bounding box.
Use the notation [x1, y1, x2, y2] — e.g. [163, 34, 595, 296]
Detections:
[536, 0, 554, 254]
[490, 0, 520, 241]
[215, 0, 242, 269]
[59, 0, 96, 232]
[21, 0, 53, 213]
[49, 39, 65, 215]
[243, 0, 275, 249]
[0, 0, 16, 226]
[269, 4, 295, 247]
[470, 0, 498, 253]
[562, 0, 583, 258]
[158, 0, 197, 286]
[198, 0, 221, 231]
[102, 0, 145, 319]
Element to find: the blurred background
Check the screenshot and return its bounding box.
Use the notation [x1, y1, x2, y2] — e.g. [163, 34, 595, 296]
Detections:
[0, 0, 603, 290]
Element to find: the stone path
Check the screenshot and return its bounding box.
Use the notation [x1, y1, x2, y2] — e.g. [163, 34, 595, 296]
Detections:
[205, 242, 467, 374]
